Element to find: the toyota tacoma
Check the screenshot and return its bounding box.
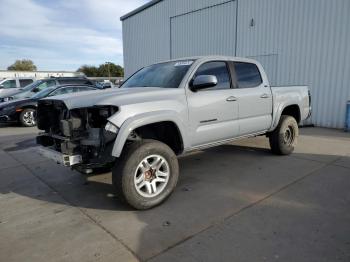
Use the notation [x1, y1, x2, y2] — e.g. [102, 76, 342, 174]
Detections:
[36, 56, 311, 209]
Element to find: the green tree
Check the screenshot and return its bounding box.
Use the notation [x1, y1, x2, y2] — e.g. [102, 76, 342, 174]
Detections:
[7, 59, 37, 71]
[77, 63, 124, 77]
[98, 63, 124, 77]
[77, 65, 99, 77]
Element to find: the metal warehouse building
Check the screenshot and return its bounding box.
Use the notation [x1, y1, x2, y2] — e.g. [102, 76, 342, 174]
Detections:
[121, 0, 350, 128]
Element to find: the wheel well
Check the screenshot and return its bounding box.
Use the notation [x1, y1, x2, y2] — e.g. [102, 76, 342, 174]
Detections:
[21, 105, 37, 110]
[134, 121, 184, 155]
[281, 105, 301, 123]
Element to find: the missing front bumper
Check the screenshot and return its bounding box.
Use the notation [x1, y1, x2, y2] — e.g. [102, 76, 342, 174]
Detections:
[37, 146, 82, 167]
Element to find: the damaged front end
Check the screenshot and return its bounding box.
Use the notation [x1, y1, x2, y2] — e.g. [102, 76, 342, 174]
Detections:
[36, 100, 119, 173]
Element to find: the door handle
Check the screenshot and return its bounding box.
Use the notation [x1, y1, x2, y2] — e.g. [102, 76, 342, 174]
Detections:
[260, 93, 270, 98]
[226, 96, 237, 102]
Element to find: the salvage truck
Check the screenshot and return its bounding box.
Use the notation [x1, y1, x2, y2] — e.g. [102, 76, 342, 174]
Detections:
[36, 56, 311, 209]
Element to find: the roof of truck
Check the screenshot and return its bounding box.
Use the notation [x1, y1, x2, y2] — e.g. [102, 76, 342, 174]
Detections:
[157, 55, 259, 64]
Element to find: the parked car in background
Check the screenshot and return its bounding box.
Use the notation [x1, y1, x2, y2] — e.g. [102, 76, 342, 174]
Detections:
[95, 80, 115, 89]
[0, 77, 95, 103]
[0, 84, 98, 127]
[36, 56, 311, 209]
[0, 77, 35, 95]
[100, 82, 113, 89]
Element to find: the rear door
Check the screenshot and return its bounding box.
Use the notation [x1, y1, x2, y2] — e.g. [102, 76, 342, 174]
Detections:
[232, 62, 273, 135]
[187, 61, 239, 146]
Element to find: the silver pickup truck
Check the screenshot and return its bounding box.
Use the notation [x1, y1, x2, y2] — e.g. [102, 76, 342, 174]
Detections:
[36, 56, 311, 209]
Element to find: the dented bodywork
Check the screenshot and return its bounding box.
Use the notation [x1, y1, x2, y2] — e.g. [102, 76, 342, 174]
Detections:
[37, 99, 119, 170]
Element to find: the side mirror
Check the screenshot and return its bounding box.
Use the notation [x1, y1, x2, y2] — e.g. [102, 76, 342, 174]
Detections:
[0, 85, 4, 89]
[190, 75, 218, 91]
[32, 87, 40, 92]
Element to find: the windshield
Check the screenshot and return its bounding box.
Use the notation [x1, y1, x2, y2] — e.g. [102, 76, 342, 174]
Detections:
[21, 80, 42, 91]
[122, 60, 194, 88]
[12, 81, 43, 99]
[31, 87, 55, 99]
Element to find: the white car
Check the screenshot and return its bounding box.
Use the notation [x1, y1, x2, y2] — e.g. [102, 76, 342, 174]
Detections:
[0, 77, 35, 96]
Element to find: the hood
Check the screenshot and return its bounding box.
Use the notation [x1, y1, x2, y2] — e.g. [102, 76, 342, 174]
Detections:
[12, 90, 33, 99]
[0, 98, 35, 109]
[42, 87, 183, 109]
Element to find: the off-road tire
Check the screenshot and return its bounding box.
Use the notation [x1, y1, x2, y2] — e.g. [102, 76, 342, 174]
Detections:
[112, 139, 179, 210]
[20, 108, 36, 127]
[269, 115, 299, 155]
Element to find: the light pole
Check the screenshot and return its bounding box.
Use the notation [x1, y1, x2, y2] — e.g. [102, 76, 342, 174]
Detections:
[105, 62, 111, 81]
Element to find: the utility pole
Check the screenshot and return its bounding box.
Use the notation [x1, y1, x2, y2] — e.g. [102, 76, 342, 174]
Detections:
[106, 62, 111, 81]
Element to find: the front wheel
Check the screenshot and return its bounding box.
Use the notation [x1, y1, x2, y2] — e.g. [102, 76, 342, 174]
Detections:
[20, 108, 36, 127]
[269, 115, 299, 155]
[112, 139, 179, 210]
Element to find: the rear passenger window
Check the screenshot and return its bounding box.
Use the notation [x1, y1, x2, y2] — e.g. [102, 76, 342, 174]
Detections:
[76, 86, 95, 92]
[58, 79, 73, 85]
[19, 79, 33, 87]
[194, 62, 231, 90]
[234, 62, 262, 88]
[49, 87, 75, 96]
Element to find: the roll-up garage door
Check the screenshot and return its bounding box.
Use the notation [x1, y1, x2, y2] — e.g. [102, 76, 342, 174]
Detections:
[170, 0, 237, 59]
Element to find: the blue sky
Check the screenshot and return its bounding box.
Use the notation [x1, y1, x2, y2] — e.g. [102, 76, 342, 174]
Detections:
[0, 0, 148, 71]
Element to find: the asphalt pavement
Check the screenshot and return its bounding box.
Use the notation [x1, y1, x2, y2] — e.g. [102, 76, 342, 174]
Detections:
[0, 124, 349, 262]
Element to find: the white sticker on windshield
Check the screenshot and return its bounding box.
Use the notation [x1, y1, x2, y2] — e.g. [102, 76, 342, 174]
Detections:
[174, 61, 194, 67]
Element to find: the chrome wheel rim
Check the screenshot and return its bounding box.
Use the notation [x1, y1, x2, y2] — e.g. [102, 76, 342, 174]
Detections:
[134, 154, 170, 198]
[23, 110, 36, 126]
[283, 126, 295, 146]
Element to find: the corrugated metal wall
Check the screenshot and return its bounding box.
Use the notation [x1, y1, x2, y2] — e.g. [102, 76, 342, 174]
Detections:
[236, 0, 350, 128]
[170, 1, 237, 58]
[122, 0, 350, 128]
[122, 0, 234, 76]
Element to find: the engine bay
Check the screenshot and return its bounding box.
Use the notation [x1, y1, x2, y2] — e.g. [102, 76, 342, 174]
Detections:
[36, 100, 119, 170]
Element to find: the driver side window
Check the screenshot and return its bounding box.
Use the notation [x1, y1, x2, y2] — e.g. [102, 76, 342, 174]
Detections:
[194, 61, 231, 90]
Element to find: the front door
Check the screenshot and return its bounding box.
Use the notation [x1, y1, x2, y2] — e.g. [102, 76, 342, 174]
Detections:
[186, 61, 239, 147]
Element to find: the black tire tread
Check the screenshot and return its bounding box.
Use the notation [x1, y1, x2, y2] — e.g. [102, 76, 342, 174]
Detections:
[269, 115, 298, 155]
[112, 139, 179, 210]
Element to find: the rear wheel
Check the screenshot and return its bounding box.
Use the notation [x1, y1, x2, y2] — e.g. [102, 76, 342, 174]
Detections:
[20, 108, 36, 127]
[269, 115, 298, 155]
[112, 139, 179, 210]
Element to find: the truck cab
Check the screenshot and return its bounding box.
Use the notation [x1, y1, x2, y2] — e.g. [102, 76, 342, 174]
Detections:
[184, 58, 273, 146]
